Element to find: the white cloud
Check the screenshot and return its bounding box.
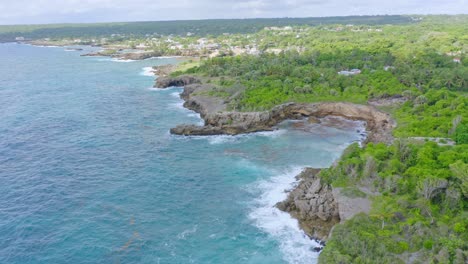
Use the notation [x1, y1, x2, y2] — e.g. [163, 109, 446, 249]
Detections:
[0, 0, 466, 24]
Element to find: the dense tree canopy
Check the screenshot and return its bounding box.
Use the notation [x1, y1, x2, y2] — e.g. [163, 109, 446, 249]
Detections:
[173, 16, 468, 263]
[0, 15, 413, 42]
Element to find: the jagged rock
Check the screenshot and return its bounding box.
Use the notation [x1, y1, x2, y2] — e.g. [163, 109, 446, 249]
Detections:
[368, 94, 408, 107]
[171, 94, 395, 144]
[155, 75, 201, 88]
[170, 125, 224, 135]
[308, 116, 320, 124]
[164, 79, 395, 144]
[80, 51, 107, 57]
[159, 75, 394, 243]
[332, 188, 371, 222]
[115, 51, 161, 60]
[276, 168, 339, 241]
[152, 64, 177, 77]
[81, 51, 161, 60]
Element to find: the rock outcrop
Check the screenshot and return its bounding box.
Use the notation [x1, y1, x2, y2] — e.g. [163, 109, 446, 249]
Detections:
[155, 75, 395, 243]
[152, 64, 177, 78]
[115, 51, 161, 60]
[368, 94, 408, 107]
[332, 187, 371, 222]
[155, 76, 201, 89]
[167, 81, 395, 144]
[276, 168, 340, 241]
[81, 51, 110, 57]
[81, 50, 162, 60]
[276, 169, 373, 241]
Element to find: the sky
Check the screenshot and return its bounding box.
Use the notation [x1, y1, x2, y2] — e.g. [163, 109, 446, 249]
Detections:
[0, 0, 467, 25]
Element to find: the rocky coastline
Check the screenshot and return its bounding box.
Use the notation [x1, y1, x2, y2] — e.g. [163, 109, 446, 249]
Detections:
[155, 75, 395, 242]
[81, 50, 164, 60]
[155, 76, 395, 144]
[23, 41, 195, 62]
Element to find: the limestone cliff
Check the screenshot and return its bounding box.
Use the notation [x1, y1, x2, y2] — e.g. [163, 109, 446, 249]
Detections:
[276, 168, 340, 241]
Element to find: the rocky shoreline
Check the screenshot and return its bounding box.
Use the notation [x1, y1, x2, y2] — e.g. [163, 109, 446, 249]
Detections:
[22, 41, 189, 61]
[155, 75, 395, 242]
[81, 50, 164, 60]
[155, 76, 395, 144]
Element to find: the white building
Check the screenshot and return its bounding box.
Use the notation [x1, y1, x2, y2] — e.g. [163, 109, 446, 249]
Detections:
[338, 69, 361, 76]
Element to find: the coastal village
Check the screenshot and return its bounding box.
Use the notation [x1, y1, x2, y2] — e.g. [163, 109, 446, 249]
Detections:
[22, 19, 464, 76]
[23, 24, 391, 59]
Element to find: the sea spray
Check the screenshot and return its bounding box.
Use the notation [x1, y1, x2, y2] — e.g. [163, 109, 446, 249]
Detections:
[140, 67, 155, 77]
[248, 166, 321, 264]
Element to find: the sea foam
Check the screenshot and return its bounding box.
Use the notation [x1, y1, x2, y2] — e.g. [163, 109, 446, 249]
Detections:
[205, 129, 286, 145]
[140, 67, 155, 77]
[111, 58, 136, 63]
[248, 167, 321, 264]
[147, 86, 179, 92]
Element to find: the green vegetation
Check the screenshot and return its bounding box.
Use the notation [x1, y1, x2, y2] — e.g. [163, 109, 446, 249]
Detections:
[6, 14, 466, 263]
[392, 89, 467, 138]
[99, 49, 118, 55]
[169, 15, 467, 263]
[172, 59, 201, 75]
[178, 15, 467, 140]
[0, 15, 412, 42]
[455, 123, 468, 144]
[319, 141, 468, 263]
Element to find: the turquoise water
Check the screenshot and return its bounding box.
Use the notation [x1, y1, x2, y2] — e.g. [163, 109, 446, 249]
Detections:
[0, 43, 364, 264]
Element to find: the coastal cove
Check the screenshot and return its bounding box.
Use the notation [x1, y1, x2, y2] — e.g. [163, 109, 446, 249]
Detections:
[154, 72, 396, 241]
[0, 43, 367, 264]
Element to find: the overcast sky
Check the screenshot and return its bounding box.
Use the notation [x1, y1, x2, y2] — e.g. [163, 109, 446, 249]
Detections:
[0, 0, 467, 25]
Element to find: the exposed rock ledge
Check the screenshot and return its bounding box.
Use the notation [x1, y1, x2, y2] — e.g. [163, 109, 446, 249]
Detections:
[276, 168, 340, 241]
[276, 168, 373, 241]
[155, 75, 201, 89]
[156, 75, 395, 242]
[169, 100, 395, 143]
[81, 51, 163, 60]
[157, 78, 395, 144]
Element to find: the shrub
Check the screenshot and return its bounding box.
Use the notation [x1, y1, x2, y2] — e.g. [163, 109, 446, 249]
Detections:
[455, 123, 468, 144]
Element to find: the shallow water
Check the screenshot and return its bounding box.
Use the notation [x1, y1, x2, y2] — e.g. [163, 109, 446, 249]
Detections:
[0, 43, 364, 264]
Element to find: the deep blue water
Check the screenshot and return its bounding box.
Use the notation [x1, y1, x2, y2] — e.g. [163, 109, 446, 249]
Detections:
[0, 43, 364, 264]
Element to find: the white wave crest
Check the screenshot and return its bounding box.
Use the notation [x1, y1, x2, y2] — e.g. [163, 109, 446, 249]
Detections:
[248, 167, 320, 264]
[205, 129, 286, 145]
[177, 225, 198, 240]
[170, 92, 181, 98]
[140, 67, 155, 77]
[111, 58, 136, 63]
[147, 86, 179, 92]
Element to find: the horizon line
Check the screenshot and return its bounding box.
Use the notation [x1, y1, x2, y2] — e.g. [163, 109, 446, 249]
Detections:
[1, 13, 466, 27]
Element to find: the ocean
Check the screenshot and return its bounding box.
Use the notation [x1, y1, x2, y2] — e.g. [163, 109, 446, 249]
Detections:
[0, 43, 364, 264]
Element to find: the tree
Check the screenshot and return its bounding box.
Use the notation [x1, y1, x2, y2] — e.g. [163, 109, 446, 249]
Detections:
[450, 161, 468, 198]
[455, 123, 468, 144]
[417, 177, 448, 200]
